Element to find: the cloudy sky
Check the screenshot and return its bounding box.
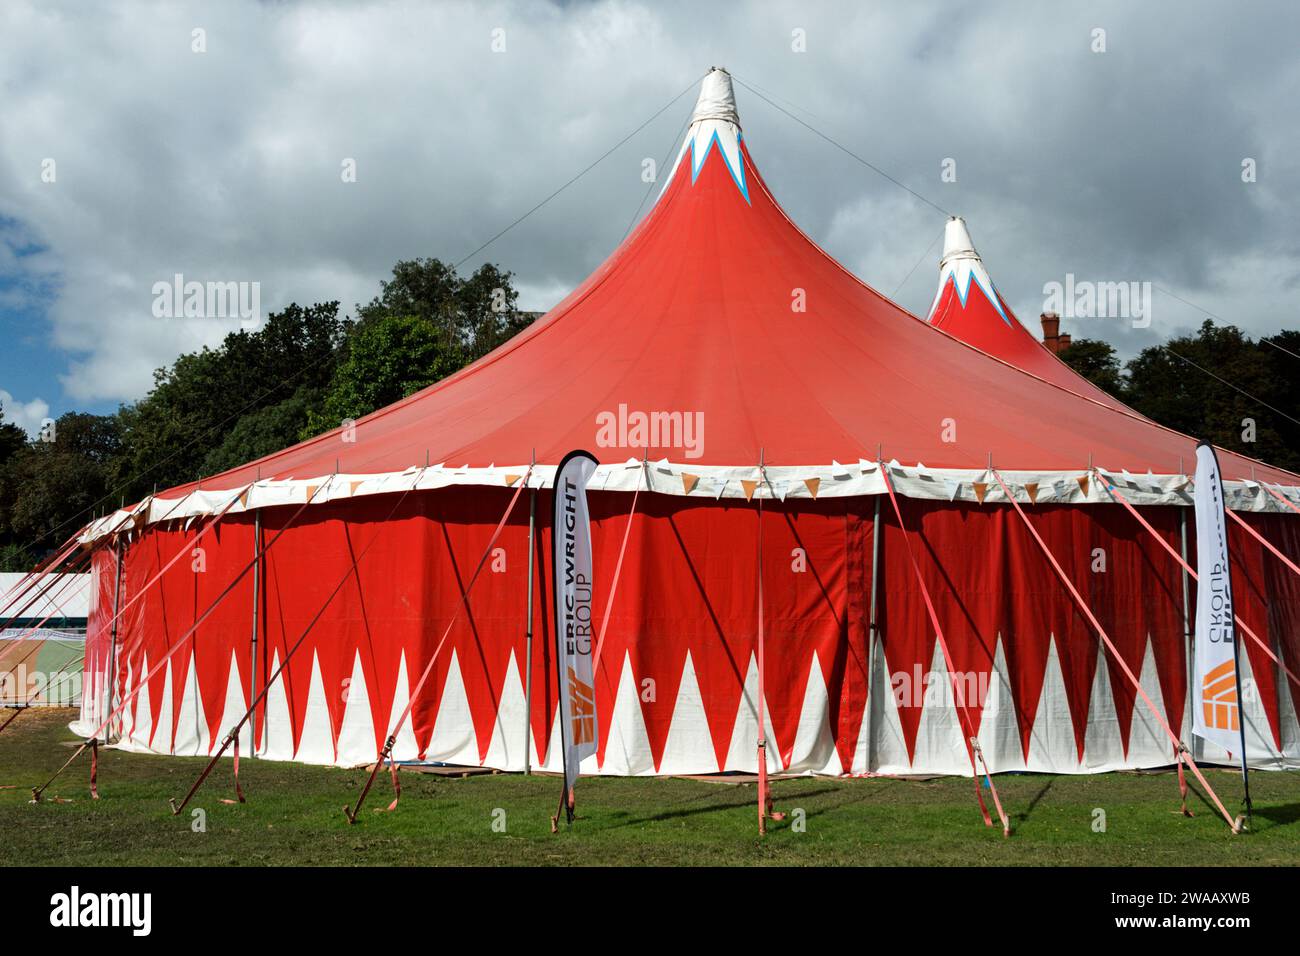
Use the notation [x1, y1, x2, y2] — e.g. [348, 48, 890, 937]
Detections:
[2, 0, 1298, 434]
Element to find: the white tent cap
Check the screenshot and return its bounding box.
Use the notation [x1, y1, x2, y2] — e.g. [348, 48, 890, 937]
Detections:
[691, 66, 740, 128]
[939, 216, 981, 269]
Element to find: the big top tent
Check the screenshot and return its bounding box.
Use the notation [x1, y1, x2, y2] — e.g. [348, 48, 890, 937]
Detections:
[59, 68, 1300, 786]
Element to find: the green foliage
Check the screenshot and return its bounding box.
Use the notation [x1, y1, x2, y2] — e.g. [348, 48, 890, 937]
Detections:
[0, 412, 115, 549]
[202, 385, 327, 475]
[0, 408, 25, 469]
[357, 258, 530, 361]
[1056, 322, 1300, 473]
[1057, 338, 1126, 396]
[0, 541, 35, 572]
[1125, 320, 1299, 472]
[112, 301, 345, 499]
[302, 315, 462, 439]
[302, 258, 528, 438]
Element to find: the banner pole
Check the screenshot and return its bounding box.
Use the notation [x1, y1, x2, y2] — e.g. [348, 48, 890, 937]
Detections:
[551, 467, 571, 831]
[523, 454, 537, 776]
[1220, 505, 1252, 821]
[1231, 597, 1253, 820]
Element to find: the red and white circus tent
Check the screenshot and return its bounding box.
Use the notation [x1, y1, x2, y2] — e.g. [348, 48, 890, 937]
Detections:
[63, 68, 1300, 779]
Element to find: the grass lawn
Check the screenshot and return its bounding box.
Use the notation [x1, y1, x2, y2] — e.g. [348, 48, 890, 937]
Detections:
[2, 708, 1298, 866]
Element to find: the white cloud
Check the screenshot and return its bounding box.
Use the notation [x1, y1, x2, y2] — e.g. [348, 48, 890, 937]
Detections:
[0, 389, 50, 436]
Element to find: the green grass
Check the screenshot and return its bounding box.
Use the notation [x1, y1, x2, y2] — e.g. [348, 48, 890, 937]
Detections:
[2, 708, 1298, 866]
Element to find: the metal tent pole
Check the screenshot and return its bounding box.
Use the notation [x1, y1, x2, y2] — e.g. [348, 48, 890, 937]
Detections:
[105, 539, 124, 737]
[865, 493, 883, 772]
[522, 468, 537, 775]
[249, 509, 262, 758]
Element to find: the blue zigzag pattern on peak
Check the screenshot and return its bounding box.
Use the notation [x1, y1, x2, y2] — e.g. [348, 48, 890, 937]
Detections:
[944, 266, 1013, 327]
[689, 128, 750, 204]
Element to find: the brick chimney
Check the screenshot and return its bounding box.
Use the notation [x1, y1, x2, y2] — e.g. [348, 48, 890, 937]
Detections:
[1040, 312, 1063, 353]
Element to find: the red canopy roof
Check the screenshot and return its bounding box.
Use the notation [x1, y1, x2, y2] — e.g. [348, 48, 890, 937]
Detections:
[178, 69, 1296, 492]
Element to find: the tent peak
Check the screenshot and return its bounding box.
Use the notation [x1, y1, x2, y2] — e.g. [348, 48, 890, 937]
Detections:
[691, 66, 740, 129]
[940, 215, 980, 269]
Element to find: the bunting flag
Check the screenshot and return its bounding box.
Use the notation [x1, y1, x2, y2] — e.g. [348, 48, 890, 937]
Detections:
[551, 450, 600, 826]
[1075, 474, 1090, 496]
[1024, 482, 1039, 504]
[681, 473, 700, 495]
[972, 481, 989, 504]
[504, 474, 522, 487]
[803, 477, 820, 499]
[741, 479, 759, 501]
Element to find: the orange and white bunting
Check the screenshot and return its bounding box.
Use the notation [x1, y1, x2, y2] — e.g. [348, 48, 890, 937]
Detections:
[803, 477, 820, 499]
[681, 472, 701, 495]
[972, 482, 989, 504]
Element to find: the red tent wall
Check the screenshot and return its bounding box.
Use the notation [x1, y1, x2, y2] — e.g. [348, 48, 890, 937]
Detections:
[102, 488, 1300, 774]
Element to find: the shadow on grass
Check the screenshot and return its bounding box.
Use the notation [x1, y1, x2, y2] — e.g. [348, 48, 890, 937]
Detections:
[1250, 802, 1300, 829]
[1013, 777, 1054, 827]
[606, 785, 841, 829]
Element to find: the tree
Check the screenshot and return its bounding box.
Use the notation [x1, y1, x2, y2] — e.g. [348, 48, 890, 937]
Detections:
[1124, 320, 1298, 472]
[202, 385, 326, 475]
[0, 404, 25, 468]
[1057, 338, 1126, 397]
[113, 301, 345, 498]
[356, 258, 532, 361]
[0, 411, 116, 560]
[303, 315, 462, 438]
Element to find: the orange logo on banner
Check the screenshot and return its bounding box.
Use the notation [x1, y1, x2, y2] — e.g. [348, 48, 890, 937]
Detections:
[1201, 660, 1239, 732]
[567, 666, 596, 745]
